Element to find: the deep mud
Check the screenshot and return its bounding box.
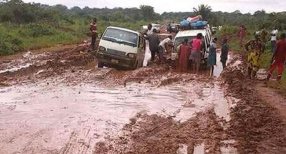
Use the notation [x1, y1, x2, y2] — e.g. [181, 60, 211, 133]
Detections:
[0, 43, 286, 154]
[94, 111, 225, 154]
[221, 57, 286, 153]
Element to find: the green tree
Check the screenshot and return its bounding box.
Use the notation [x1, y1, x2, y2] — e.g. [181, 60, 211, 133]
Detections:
[193, 4, 212, 21]
[139, 5, 155, 20]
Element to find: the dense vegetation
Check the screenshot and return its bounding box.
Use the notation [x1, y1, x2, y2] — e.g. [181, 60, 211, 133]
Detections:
[0, 0, 285, 91]
[0, 0, 160, 55]
[1, 0, 286, 55]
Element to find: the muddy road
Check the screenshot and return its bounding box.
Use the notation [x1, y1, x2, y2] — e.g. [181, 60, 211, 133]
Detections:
[0, 43, 285, 154]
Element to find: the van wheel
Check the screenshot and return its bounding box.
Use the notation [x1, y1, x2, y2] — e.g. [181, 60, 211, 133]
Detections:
[98, 61, 104, 68]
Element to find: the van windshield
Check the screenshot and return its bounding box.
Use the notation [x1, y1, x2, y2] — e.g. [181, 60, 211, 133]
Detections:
[102, 28, 138, 47]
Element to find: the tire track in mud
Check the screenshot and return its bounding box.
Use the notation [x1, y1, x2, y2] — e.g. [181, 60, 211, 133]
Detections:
[60, 118, 94, 154]
[59, 116, 119, 154]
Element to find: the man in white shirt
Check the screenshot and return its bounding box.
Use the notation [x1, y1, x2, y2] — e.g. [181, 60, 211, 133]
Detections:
[159, 35, 172, 52]
[271, 28, 278, 53]
[146, 24, 153, 36]
[158, 35, 173, 63]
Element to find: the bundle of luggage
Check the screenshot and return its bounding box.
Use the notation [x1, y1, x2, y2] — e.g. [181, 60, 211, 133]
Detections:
[180, 15, 208, 29]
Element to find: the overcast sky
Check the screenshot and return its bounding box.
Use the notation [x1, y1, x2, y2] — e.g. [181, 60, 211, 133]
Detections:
[23, 0, 285, 14]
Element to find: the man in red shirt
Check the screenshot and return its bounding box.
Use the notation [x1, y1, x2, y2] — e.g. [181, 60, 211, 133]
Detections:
[267, 33, 286, 81]
[90, 18, 97, 50]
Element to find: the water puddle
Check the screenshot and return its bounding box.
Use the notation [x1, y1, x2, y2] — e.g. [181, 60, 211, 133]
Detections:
[213, 53, 223, 77]
[0, 78, 236, 153]
[220, 140, 238, 154]
[193, 143, 205, 154]
[177, 144, 188, 154]
[213, 52, 232, 77]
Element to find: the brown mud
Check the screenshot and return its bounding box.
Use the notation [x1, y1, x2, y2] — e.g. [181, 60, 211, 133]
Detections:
[0, 43, 286, 154]
[221, 57, 286, 153]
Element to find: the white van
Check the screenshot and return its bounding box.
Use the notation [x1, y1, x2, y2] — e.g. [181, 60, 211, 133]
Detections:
[96, 26, 146, 69]
[173, 28, 212, 64]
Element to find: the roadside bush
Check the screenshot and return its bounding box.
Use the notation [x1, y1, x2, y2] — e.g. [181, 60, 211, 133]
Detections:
[20, 24, 55, 37]
[218, 25, 238, 38]
[0, 33, 23, 55]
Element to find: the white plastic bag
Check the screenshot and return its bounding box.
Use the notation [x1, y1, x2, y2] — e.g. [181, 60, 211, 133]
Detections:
[143, 40, 151, 67]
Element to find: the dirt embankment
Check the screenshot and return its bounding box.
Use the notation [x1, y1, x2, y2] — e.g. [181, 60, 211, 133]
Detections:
[221, 56, 286, 153]
[94, 55, 286, 154]
[0, 43, 95, 85]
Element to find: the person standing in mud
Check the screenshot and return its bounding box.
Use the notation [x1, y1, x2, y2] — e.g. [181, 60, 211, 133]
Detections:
[208, 38, 218, 76]
[146, 24, 153, 36]
[220, 38, 229, 69]
[245, 34, 264, 79]
[90, 18, 98, 50]
[267, 33, 286, 81]
[159, 35, 173, 62]
[190, 33, 203, 74]
[238, 25, 246, 48]
[178, 39, 191, 72]
[148, 29, 161, 62]
[260, 28, 268, 52]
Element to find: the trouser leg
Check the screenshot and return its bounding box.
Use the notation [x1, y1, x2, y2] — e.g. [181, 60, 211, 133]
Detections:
[196, 61, 200, 74]
[267, 61, 277, 80]
[277, 61, 284, 81]
[210, 66, 214, 76]
[247, 65, 252, 79]
[251, 69, 257, 79]
[91, 36, 96, 50]
[222, 61, 226, 69]
[271, 41, 276, 53]
[151, 50, 155, 61]
[158, 47, 164, 63]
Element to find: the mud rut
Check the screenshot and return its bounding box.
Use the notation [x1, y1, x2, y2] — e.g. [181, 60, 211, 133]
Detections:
[0, 44, 285, 154]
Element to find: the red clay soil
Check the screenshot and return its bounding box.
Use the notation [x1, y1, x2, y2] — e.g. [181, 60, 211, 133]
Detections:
[221, 58, 286, 153]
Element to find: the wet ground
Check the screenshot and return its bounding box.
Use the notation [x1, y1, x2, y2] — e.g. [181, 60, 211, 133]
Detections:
[0, 43, 285, 154]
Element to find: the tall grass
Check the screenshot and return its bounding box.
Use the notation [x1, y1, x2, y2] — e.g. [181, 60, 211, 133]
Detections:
[0, 19, 148, 56]
[0, 20, 88, 55]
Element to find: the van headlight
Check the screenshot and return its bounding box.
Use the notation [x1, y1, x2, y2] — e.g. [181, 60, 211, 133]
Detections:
[127, 53, 136, 59]
[98, 46, 106, 52]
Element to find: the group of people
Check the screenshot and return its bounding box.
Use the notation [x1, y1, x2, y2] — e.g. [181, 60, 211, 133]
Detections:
[145, 24, 173, 63]
[90, 19, 285, 81]
[244, 27, 286, 81]
[176, 34, 229, 76]
[145, 23, 230, 76]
